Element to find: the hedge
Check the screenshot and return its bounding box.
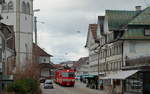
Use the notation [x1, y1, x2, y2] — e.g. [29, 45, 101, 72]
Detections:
[6, 78, 39, 94]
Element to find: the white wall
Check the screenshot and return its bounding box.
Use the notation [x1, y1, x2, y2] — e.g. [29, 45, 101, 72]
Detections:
[39, 56, 50, 64]
[123, 40, 150, 66]
[124, 40, 150, 59]
[41, 68, 50, 77]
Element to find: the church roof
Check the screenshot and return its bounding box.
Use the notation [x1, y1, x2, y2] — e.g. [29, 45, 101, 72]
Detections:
[33, 43, 53, 57]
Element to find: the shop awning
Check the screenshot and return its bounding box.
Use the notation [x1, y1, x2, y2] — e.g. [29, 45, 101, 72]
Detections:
[101, 70, 138, 80]
[81, 74, 97, 78]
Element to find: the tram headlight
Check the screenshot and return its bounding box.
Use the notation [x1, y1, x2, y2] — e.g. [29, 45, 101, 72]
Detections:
[62, 79, 75, 82]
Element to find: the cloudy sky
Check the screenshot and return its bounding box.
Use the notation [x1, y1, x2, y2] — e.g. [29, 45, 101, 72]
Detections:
[33, 0, 148, 63]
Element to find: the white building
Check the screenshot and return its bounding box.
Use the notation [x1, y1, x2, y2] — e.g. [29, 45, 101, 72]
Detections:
[75, 57, 89, 76]
[33, 44, 54, 79]
[85, 24, 99, 75]
[60, 61, 74, 68]
[0, 0, 33, 69]
[86, 6, 150, 94]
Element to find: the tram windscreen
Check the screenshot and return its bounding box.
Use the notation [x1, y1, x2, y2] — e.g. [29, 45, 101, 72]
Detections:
[62, 72, 75, 77]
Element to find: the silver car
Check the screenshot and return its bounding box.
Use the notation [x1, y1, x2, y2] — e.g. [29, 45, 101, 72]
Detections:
[44, 80, 54, 89]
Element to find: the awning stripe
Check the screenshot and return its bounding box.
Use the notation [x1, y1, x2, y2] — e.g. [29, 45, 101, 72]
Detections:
[101, 70, 138, 80]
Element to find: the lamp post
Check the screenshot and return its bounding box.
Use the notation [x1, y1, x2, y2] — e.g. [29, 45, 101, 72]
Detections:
[33, 9, 40, 45]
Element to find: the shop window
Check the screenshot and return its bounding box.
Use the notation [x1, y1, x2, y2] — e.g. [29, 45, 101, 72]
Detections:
[144, 29, 150, 36]
[125, 79, 143, 93]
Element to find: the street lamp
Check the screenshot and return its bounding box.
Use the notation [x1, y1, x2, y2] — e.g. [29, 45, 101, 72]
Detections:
[33, 9, 40, 45]
[33, 9, 40, 12]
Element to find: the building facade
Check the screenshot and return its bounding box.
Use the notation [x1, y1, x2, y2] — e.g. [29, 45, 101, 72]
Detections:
[86, 6, 150, 94]
[0, 23, 14, 91]
[33, 44, 54, 79]
[73, 57, 89, 76]
[85, 24, 99, 75]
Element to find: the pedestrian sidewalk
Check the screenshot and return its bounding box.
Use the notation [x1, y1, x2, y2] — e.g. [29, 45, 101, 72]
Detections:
[75, 80, 107, 94]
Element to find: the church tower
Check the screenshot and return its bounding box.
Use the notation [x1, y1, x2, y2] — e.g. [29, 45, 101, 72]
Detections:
[1, 0, 33, 69]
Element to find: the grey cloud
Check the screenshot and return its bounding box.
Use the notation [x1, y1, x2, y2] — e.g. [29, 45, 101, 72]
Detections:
[35, 0, 147, 63]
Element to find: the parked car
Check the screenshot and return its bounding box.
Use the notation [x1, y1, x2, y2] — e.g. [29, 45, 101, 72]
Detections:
[40, 77, 46, 83]
[44, 80, 54, 89]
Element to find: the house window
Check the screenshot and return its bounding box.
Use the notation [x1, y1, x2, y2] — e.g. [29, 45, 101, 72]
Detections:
[144, 29, 150, 36]
[0, 49, 2, 62]
[43, 58, 46, 62]
[118, 44, 122, 54]
[8, 1, 14, 12]
[116, 45, 119, 55]
[110, 47, 112, 56]
[130, 42, 136, 53]
[114, 46, 116, 55]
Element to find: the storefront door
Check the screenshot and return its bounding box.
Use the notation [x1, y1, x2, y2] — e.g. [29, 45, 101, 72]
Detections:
[143, 72, 150, 94]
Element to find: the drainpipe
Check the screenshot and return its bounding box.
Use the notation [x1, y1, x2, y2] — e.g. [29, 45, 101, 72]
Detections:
[97, 47, 100, 89]
[121, 40, 124, 94]
[16, 0, 20, 70]
[34, 16, 37, 45]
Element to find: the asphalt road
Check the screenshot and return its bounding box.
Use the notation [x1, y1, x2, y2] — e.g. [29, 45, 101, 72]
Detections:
[41, 81, 105, 94]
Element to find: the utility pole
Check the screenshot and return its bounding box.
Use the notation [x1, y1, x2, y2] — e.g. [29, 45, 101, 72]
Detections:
[97, 48, 100, 89]
[16, 0, 21, 70]
[34, 16, 37, 45]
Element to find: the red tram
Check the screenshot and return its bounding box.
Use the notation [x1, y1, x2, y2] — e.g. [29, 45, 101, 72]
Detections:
[55, 69, 75, 86]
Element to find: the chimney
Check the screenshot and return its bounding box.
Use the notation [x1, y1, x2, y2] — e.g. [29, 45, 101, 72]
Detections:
[135, 6, 142, 11]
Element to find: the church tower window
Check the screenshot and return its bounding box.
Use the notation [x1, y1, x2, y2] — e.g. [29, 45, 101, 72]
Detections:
[22, 1, 27, 14]
[2, 3, 8, 12]
[8, 1, 14, 12]
[26, 2, 30, 14]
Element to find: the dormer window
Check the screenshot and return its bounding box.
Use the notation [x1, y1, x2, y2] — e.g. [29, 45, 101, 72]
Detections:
[144, 29, 150, 36]
[107, 32, 114, 42]
[43, 58, 46, 62]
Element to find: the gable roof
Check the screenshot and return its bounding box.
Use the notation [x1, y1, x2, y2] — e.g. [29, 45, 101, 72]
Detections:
[106, 7, 150, 31]
[33, 43, 53, 57]
[106, 10, 140, 30]
[89, 24, 97, 40]
[85, 24, 97, 48]
[128, 7, 150, 25]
